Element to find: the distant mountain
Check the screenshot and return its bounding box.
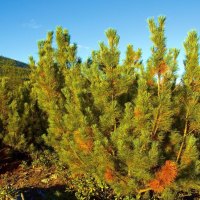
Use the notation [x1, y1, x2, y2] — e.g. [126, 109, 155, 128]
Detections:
[0, 56, 30, 88]
[0, 56, 29, 68]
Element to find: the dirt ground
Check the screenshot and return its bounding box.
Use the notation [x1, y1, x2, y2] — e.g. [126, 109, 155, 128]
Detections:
[0, 147, 76, 200]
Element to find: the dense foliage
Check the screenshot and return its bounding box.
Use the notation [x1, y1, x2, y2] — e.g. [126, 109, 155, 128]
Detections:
[0, 17, 199, 199]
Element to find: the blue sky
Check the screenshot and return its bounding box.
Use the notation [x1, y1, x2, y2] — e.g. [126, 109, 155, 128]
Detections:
[1, 0, 200, 75]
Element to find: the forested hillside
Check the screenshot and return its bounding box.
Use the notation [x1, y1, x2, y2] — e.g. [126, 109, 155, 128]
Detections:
[0, 56, 28, 68]
[0, 17, 199, 200]
[0, 56, 30, 89]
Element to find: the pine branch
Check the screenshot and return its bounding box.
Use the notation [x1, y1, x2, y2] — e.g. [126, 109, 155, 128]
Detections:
[157, 73, 161, 97]
[137, 187, 152, 194]
[176, 112, 189, 163]
[151, 104, 161, 139]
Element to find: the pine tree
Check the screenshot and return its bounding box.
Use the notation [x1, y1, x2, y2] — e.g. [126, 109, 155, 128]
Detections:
[28, 17, 200, 199]
[0, 78, 11, 144]
[147, 16, 177, 141]
[174, 30, 200, 192]
[1, 80, 46, 151]
[31, 27, 78, 153]
[65, 29, 143, 195]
